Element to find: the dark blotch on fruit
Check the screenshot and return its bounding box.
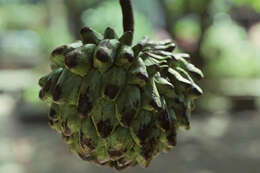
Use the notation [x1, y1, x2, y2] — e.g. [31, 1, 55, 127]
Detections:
[43, 79, 52, 92]
[190, 87, 202, 96]
[137, 124, 151, 145]
[141, 138, 158, 160]
[133, 43, 144, 56]
[109, 161, 117, 168]
[97, 120, 113, 138]
[65, 52, 79, 68]
[49, 108, 57, 120]
[137, 73, 148, 82]
[108, 150, 124, 160]
[167, 121, 177, 146]
[80, 27, 91, 33]
[51, 45, 68, 57]
[78, 153, 95, 162]
[80, 132, 96, 151]
[167, 130, 177, 146]
[124, 52, 134, 62]
[53, 85, 62, 101]
[39, 89, 45, 99]
[179, 111, 190, 127]
[62, 134, 71, 143]
[174, 98, 182, 104]
[105, 85, 120, 99]
[62, 121, 71, 136]
[96, 49, 109, 63]
[78, 95, 92, 117]
[165, 44, 175, 52]
[159, 110, 170, 131]
[150, 100, 161, 111]
[48, 119, 54, 127]
[121, 109, 136, 127]
[141, 146, 153, 160]
[118, 158, 128, 165]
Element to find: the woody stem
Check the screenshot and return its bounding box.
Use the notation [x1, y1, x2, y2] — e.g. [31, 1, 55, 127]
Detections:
[119, 0, 135, 34]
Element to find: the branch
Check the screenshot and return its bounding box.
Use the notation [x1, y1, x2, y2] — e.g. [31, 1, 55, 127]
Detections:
[119, 0, 135, 34]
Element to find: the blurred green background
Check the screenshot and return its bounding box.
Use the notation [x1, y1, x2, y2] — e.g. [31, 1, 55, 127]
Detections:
[0, 0, 260, 173]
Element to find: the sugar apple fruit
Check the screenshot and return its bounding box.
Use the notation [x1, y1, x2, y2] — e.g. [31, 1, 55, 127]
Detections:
[39, 26, 203, 170]
[39, 0, 203, 168]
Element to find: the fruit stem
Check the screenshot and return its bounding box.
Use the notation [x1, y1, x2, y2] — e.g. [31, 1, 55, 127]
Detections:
[119, 0, 134, 34]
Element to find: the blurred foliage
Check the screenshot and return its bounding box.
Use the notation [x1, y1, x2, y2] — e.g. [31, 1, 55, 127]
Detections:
[22, 86, 42, 104]
[0, 4, 46, 31]
[0, 2, 72, 67]
[174, 15, 201, 43]
[0, 30, 42, 66]
[82, 0, 153, 43]
[202, 14, 260, 78]
[230, 0, 260, 12]
[163, 0, 209, 15]
[163, 0, 260, 78]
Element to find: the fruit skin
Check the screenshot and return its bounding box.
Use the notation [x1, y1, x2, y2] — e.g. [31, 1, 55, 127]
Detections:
[39, 27, 203, 170]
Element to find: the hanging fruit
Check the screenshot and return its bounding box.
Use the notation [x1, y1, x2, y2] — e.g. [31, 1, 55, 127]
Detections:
[39, 0, 203, 170]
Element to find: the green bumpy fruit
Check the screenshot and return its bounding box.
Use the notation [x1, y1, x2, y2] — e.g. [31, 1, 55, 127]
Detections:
[39, 27, 203, 170]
